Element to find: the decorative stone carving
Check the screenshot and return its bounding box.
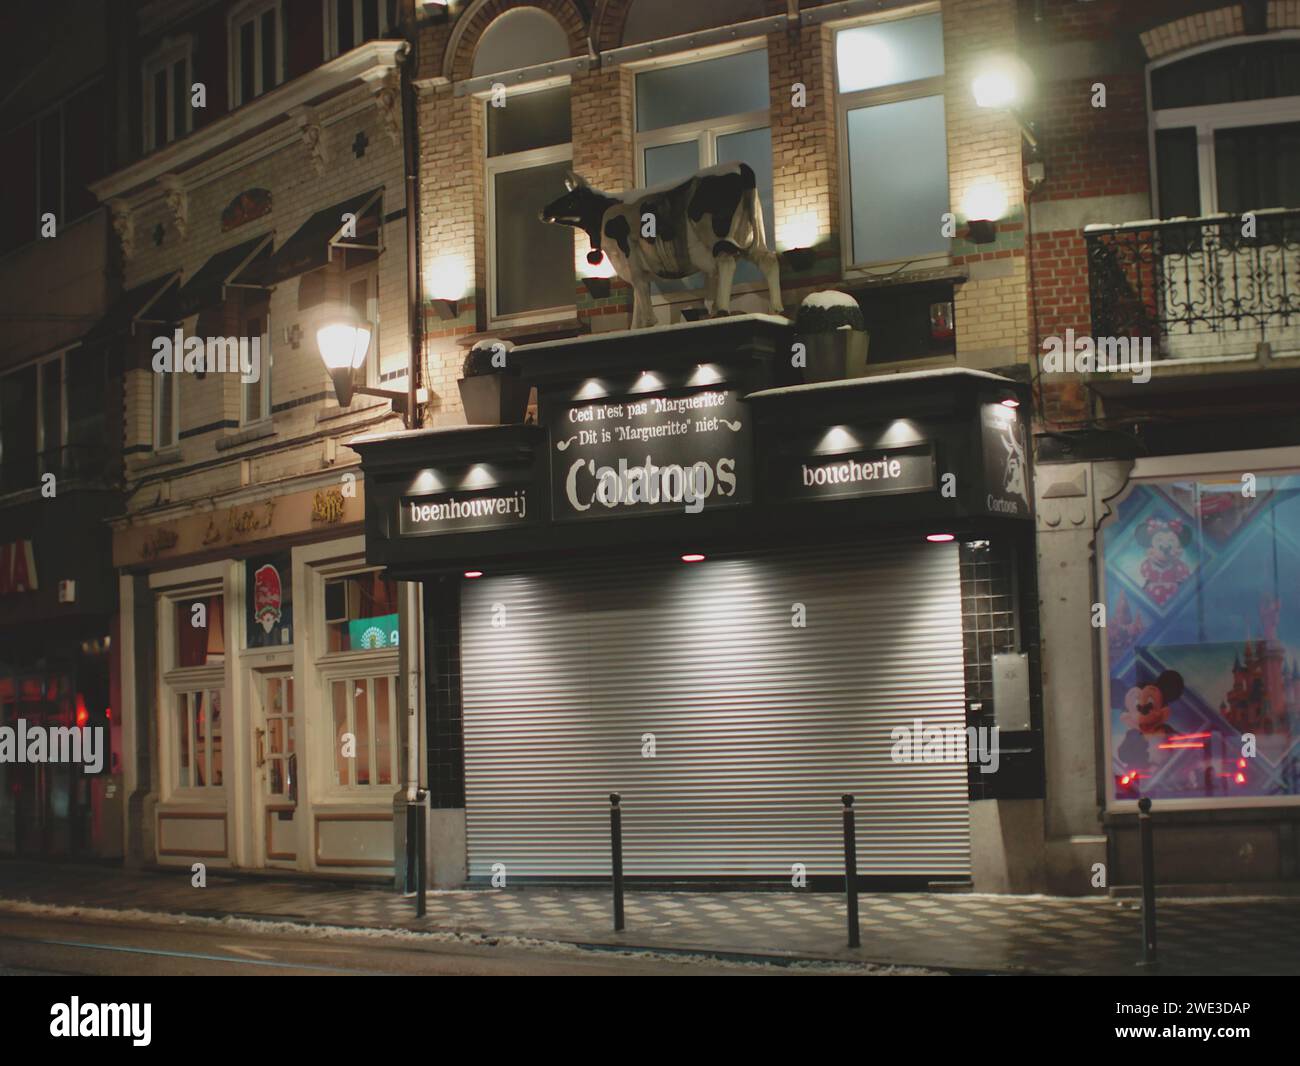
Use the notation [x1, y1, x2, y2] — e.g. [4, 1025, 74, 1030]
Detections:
[365, 69, 402, 146]
[293, 106, 329, 175]
[161, 175, 188, 239]
[108, 199, 135, 262]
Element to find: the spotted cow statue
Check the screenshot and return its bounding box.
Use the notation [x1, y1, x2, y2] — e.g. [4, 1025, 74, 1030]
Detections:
[539, 162, 783, 329]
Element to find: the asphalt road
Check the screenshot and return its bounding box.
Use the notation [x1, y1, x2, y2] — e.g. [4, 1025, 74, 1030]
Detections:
[0, 911, 814, 976]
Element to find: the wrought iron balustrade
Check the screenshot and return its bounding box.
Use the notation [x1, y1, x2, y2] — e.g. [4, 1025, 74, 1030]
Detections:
[1085, 209, 1300, 360]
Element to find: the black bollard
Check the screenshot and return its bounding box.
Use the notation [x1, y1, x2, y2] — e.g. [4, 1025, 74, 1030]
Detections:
[610, 792, 625, 932]
[842, 793, 860, 948]
[1138, 796, 1156, 966]
[415, 792, 427, 918]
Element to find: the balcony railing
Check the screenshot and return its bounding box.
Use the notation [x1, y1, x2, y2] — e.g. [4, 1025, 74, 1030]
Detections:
[1085, 209, 1300, 362]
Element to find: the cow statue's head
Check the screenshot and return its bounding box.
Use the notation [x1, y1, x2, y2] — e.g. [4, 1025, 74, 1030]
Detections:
[539, 172, 612, 264]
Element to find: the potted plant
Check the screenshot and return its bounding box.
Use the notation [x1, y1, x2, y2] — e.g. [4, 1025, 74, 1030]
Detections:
[796, 291, 869, 383]
[457, 339, 530, 425]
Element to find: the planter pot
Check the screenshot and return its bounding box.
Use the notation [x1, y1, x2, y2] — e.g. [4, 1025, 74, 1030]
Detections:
[458, 374, 532, 425]
[801, 329, 870, 383]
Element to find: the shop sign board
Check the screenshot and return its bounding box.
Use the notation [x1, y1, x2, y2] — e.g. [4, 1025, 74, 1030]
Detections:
[775, 443, 936, 503]
[980, 402, 1032, 517]
[399, 485, 534, 536]
[0, 540, 38, 596]
[549, 388, 751, 520]
[245, 552, 293, 647]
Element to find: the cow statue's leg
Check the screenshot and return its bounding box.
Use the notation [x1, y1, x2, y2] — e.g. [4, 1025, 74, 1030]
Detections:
[630, 271, 657, 329]
[712, 253, 738, 317]
[753, 245, 784, 316]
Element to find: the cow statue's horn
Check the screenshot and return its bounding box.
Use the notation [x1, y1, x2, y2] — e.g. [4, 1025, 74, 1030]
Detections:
[564, 170, 579, 192]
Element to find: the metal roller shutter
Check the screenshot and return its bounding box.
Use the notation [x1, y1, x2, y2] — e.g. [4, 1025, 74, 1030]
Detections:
[462, 539, 969, 878]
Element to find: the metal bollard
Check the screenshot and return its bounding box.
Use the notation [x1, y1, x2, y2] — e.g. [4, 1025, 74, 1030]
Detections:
[842, 793, 860, 948]
[1138, 796, 1156, 966]
[610, 792, 625, 932]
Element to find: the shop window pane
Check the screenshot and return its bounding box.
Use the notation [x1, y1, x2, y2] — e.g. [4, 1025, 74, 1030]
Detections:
[176, 595, 225, 667]
[325, 572, 399, 652]
[487, 86, 571, 157]
[157, 374, 176, 448]
[1155, 127, 1200, 218]
[332, 679, 350, 785]
[354, 680, 370, 785]
[286, 678, 295, 752]
[1, 366, 39, 493]
[194, 692, 208, 786]
[836, 14, 944, 94]
[65, 350, 106, 479]
[1214, 121, 1300, 215]
[176, 695, 191, 787]
[846, 95, 949, 264]
[374, 676, 392, 785]
[1102, 473, 1300, 804]
[209, 690, 223, 786]
[636, 50, 769, 133]
[240, 20, 256, 102]
[63, 83, 104, 225]
[493, 160, 575, 317]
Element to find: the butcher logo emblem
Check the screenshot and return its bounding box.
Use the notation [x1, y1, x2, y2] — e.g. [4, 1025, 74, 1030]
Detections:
[254, 564, 283, 634]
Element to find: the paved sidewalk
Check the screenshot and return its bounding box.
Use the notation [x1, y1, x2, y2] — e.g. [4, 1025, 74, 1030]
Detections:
[1, 861, 1297, 974]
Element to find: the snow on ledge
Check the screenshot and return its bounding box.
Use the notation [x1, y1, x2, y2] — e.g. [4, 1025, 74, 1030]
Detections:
[747, 367, 1017, 400]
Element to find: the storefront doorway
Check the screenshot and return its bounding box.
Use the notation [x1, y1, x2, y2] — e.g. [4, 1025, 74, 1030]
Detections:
[250, 669, 298, 866]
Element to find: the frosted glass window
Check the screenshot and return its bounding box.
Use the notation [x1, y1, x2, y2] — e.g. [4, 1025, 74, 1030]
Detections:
[846, 95, 949, 264]
[636, 50, 769, 132]
[487, 86, 571, 156]
[494, 160, 575, 316]
[837, 14, 944, 94]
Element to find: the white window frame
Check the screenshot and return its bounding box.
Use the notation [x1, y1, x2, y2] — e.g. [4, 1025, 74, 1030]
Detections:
[313, 560, 400, 794]
[158, 583, 228, 798]
[630, 41, 772, 305]
[832, 4, 950, 276]
[1147, 31, 1300, 218]
[154, 367, 181, 450]
[240, 307, 273, 426]
[142, 37, 194, 153]
[229, 0, 285, 109]
[323, 0, 396, 60]
[482, 78, 574, 327]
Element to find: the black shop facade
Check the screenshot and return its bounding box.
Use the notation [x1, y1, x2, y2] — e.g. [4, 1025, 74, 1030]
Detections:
[353, 316, 1043, 889]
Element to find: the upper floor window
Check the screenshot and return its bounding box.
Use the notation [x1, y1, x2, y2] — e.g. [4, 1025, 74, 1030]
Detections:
[634, 46, 773, 294]
[0, 349, 103, 493]
[835, 9, 949, 269]
[0, 81, 105, 255]
[241, 298, 273, 425]
[1150, 38, 1300, 217]
[326, 0, 397, 58]
[230, 0, 284, 107]
[143, 39, 193, 152]
[155, 362, 180, 451]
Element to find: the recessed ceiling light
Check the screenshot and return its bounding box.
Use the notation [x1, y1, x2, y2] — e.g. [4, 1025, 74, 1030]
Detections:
[926, 534, 955, 543]
[680, 553, 706, 563]
[464, 570, 483, 578]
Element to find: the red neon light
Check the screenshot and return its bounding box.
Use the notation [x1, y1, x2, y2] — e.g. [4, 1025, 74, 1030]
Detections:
[75, 694, 88, 728]
[1157, 741, 1204, 749]
[1235, 772, 1246, 784]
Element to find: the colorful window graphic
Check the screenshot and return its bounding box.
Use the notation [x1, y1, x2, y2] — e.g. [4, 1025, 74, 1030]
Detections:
[1102, 472, 1300, 805]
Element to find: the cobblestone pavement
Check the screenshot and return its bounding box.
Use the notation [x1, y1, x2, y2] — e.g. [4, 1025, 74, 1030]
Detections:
[2, 861, 1297, 974]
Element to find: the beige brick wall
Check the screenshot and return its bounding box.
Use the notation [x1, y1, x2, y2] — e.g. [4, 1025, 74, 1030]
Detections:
[1141, 5, 1244, 59]
[117, 77, 407, 520]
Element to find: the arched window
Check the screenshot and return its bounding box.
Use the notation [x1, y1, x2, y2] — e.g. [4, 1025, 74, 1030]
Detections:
[474, 9, 575, 323]
[1150, 37, 1300, 216]
[472, 7, 570, 77]
[622, 0, 767, 47]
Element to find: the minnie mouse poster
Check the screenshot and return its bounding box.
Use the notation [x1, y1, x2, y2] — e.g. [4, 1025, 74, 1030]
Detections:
[1136, 517, 1192, 607]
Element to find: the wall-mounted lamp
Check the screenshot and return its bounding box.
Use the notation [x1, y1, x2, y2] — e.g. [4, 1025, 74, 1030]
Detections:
[427, 255, 468, 321]
[579, 250, 616, 299]
[318, 303, 414, 419]
[971, 56, 1039, 156]
[778, 213, 820, 272]
[961, 179, 1008, 245]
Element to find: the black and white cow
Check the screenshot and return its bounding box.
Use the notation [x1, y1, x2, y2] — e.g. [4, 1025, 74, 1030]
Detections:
[539, 162, 783, 329]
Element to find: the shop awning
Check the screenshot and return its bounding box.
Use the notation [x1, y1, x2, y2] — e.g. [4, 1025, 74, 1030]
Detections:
[81, 272, 181, 343]
[173, 233, 273, 319]
[248, 187, 383, 285]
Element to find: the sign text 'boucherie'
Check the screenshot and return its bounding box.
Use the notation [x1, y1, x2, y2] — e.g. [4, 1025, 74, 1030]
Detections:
[550, 388, 751, 519]
[778, 443, 937, 502]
